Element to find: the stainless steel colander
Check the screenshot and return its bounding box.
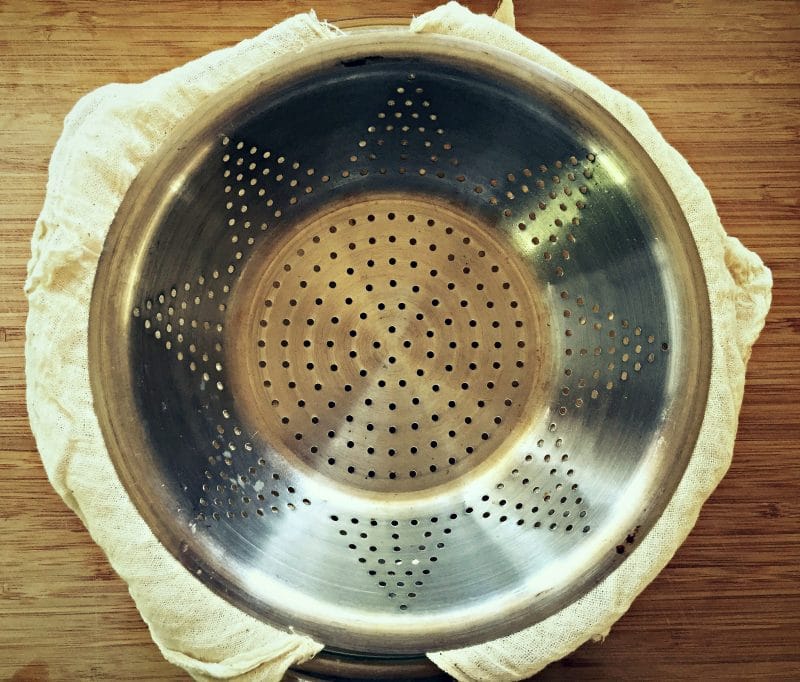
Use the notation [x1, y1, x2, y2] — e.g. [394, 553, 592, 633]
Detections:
[89, 30, 711, 678]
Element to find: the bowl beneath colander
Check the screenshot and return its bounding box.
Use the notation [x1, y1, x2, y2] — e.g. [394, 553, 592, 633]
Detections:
[89, 30, 711, 675]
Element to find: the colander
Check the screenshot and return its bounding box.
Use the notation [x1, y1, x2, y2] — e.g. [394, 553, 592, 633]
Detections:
[89, 30, 712, 678]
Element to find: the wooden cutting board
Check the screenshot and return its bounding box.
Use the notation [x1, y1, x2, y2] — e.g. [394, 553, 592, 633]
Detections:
[1, 1, 798, 679]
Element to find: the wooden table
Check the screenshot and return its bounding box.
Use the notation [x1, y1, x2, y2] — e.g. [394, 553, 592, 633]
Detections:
[1, 1, 798, 679]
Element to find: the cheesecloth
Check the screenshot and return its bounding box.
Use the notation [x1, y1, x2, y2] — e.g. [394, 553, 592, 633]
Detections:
[25, 2, 771, 680]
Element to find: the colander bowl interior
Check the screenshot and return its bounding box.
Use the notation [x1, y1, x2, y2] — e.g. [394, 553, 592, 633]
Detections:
[89, 31, 711, 666]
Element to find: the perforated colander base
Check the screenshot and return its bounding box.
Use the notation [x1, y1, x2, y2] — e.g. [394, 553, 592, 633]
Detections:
[229, 195, 550, 494]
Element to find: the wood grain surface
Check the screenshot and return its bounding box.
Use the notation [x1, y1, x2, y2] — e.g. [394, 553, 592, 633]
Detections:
[1, 1, 798, 679]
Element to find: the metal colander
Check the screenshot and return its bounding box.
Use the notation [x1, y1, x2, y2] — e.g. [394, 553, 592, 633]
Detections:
[89, 31, 711, 676]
